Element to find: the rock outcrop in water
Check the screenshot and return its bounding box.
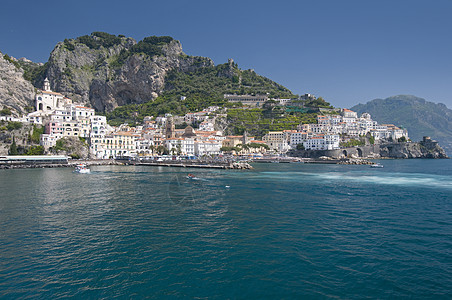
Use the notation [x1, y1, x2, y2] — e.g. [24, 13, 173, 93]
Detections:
[289, 137, 448, 159]
[379, 136, 448, 159]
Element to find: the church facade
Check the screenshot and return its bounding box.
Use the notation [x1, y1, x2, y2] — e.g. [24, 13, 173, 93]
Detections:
[35, 78, 72, 113]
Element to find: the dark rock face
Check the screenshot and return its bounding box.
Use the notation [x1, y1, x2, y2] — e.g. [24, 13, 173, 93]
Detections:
[45, 36, 213, 112]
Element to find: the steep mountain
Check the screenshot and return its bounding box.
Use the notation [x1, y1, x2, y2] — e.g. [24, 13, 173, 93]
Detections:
[41, 32, 216, 112]
[6, 32, 293, 116]
[0, 52, 35, 115]
[351, 95, 452, 154]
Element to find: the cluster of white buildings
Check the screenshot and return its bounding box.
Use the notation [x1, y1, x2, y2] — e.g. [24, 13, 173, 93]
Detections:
[263, 108, 408, 152]
[28, 80, 232, 158]
[90, 118, 226, 159]
[21, 80, 248, 158]
[2, 81, 409, 157]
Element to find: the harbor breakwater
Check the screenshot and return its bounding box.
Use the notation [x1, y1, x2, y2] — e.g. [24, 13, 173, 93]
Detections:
[131, 159, 253, 169]
[0, 158, 253, 170]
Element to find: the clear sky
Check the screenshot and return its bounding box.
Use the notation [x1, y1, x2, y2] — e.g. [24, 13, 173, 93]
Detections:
[1, 0, 451, 109]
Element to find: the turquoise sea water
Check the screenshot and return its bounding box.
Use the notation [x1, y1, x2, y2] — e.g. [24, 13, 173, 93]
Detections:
[0, 160, 451, 298]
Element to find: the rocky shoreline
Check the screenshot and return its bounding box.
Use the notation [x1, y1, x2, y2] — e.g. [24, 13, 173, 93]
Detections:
[289, 137, 449, 160]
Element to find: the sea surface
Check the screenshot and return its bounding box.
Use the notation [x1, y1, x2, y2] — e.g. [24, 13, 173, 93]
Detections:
[0, 160, 451, 298]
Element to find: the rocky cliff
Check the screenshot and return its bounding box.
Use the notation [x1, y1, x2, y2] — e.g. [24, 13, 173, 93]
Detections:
[1, 32, 293, 117]
[0, 52, 35, 115]
[44, 33, 213, 112]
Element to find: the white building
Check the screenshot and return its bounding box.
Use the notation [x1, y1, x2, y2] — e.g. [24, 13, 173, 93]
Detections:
[165, 138, 195, 156]
[370, 125, 408, 141]
[303, 134, 340, 150]
[195, 139, 222, 156]
[35, 78, 72, 113]
[40, 134, 59, 150]
[289, 131, 309, 148]
[90, 116, 108, 139]
[198, 121, 215, 131]
[224, 94, 269, 107]
[262, 131, 293, 152]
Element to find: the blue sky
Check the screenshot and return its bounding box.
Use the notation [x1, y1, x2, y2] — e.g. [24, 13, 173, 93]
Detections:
[1, 0, 451, 108]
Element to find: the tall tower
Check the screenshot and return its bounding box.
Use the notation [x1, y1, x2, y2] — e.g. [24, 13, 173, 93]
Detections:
[43, 78, 51, 91]
[242, 131, 249, 145]
[165, 116, 175, 139]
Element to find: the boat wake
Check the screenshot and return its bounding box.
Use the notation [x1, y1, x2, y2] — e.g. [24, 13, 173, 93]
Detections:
[253, 171, 452, 190]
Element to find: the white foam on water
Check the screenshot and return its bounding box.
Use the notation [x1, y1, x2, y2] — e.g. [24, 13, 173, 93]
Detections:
[256, 171, 452, 190]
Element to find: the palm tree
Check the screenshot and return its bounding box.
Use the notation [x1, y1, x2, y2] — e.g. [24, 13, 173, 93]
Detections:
[176, 144, 182, 155]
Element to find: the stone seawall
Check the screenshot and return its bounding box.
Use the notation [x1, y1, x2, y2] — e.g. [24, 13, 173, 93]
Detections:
[0, 159, 253, 170]
[289, 145, 381, 159]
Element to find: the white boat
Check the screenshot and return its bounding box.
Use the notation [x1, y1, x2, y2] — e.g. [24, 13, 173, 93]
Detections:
[370, 163, 384, 168]
[74, 164, 90, 174]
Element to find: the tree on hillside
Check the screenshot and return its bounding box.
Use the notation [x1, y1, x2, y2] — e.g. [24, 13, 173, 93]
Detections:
[296, 143, 305, 150]
[398, 136, 407, 143]
[305, 97, 333, 108]
[9, 136, 18, 155]
[0, 108, 12, 116]
[26, 146, 44, 155]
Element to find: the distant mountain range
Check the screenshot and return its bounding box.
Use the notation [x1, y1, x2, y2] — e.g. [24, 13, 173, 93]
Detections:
[351, 95, 452, 154]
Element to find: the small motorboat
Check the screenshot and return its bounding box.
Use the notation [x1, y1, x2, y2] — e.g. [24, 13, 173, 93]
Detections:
[74, 164, 90, 174]
[370, 163, 384, 168]
[187, 173, 197, 179]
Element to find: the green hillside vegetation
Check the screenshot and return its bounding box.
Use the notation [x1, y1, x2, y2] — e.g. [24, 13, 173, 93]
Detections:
[304, 97, 333, 109]
[106, 61, 296, 125]
[226, 107, 318, 138]
[351, 95, 452, 154]
[72, 32, 125, 50]
[19, 61, 48, 86]
[2, 53, 47, 87]
[2, 54, 21, 69]
[111, 36, 174, 67]
[164, 61, 294, 100]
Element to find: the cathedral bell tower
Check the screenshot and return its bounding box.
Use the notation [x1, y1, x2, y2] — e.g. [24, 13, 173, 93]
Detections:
[165, 116, 176, 139]
[43, 78, 51, 91]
